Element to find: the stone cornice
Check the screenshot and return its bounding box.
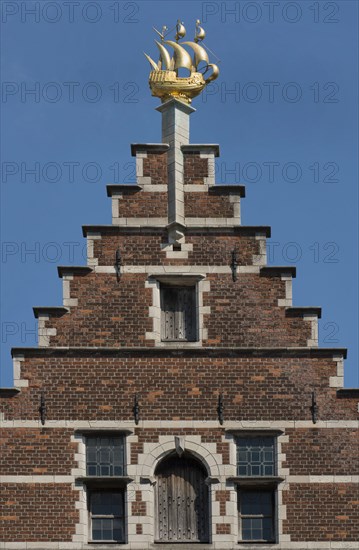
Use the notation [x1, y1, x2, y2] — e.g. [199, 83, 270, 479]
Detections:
[11, 346, 347, 359]
[260, 266, 296, 278]
[208, 184, 246, 197]
[130, 143, 170, 156]
[181, 144, 220, 157]
[82, 225, 271, 237]
[33, 307, 69, 319]
[106, 184, 142, 196]
[57, 266, 93, 278]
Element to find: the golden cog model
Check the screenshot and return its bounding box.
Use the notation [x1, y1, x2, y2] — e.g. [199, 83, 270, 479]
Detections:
[144, 20, 220, 104]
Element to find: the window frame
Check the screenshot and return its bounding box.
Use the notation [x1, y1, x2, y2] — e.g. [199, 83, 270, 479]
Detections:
[88, 489, 126, 544]
[230, 431, 283, 544]
[86, 434, 126, 478]
[236, 435, 277, 478]
[74, 431, 131, 546]
[238, 487, 276, 544]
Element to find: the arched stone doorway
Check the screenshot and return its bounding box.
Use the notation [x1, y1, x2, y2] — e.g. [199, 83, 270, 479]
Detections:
[155, 453, 210, 543]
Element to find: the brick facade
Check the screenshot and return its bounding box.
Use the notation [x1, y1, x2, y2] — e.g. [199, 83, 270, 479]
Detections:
[1, 96, 358, 549]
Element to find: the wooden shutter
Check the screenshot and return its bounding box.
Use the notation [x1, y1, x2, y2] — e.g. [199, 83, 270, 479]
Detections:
[156, 456, 209, 542]
[161, 286, 196, 341]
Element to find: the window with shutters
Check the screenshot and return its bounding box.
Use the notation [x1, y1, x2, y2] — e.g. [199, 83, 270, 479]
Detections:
[160, 285, 197, 342]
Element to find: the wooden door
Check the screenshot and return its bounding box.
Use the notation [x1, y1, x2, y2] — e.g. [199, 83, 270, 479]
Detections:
[155, 456, 209, 542]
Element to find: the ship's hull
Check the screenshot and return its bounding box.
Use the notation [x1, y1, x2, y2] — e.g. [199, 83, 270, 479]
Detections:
[149, 70, 206, 103]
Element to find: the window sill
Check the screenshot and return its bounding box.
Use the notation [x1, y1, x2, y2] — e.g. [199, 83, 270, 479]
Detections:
[238, 540, 276, 545]
[229, 476, 284, 487]
[88, 542, 125, 545]
[225, 429, 284, 436]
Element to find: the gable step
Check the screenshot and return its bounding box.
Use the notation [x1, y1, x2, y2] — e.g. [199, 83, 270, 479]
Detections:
[286, 307, 322, 319]
[57, 266, 93, 278]
[33, 307, 69, 319]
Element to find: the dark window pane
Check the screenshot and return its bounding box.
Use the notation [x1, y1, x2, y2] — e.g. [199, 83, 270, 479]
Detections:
[91, 492, 125, 542]
[252, 529, 262, 540]
[239, 490, 274, 542]
[113, 519, 124, 541]
[114, 465, 124, 476]
[238, 465, 247, 476]
[263, 517, 273, 540]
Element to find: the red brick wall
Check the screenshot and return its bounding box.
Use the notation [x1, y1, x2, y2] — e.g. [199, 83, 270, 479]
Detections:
[0, 429, 76, 475]
[282, 429, 359, 475]
[118, 192, 167, 217]
[1, 355, 355, 421]
[204, 273, 311, 347]
[283, 484, 359, 540]
[216, 490, 231, 516]
[0, 484, 78, 541]
[184, 193, 234, 218]
[94, 232, 261, 266]
[46, 270, 311, 348]
[143, 152, 167, 184]
[183, 153, 209, 184]
[49, 273, 153, 347]
[131, 490, 146, 516]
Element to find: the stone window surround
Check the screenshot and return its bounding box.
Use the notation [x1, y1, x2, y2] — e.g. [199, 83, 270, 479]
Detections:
[145, 273, 210, 347]
[228, 429, 287, 545]
[72, 430, 132, 545]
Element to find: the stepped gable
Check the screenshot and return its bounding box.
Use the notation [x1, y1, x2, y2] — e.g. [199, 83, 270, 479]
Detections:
[0, 19, 358, 550]
[2, 95, 355, 415]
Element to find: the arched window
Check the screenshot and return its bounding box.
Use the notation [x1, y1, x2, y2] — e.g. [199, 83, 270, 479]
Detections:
[155, 453, 210, 543]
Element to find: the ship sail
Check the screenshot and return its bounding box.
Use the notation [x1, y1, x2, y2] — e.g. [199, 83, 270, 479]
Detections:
[155, 40, 171, 70]
[175, 20, 186, 41]
[144, 52, 159, 71]
[195, 21, 206, 42]
[204, 63, 219, 83]
[164, 40, 193, 71]
[182, 41, 209, 69]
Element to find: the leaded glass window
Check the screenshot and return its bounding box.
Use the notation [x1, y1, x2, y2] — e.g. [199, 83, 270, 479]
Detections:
[236, 436, 275, 476]
[86, 436, 125, 476]
[90, 491, 125, 542]
[239, 489, 274, 542]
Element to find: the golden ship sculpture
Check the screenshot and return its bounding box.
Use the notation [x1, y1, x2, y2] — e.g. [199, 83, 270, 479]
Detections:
[144, 19, 220, 104]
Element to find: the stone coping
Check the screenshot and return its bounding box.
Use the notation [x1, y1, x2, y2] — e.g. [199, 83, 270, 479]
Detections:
[82, 225, 271, 237]
[286, 307, 322, 319]
[260, 266, 296, 278]
[181, 144, 220, 157]
[33, 307, 69, 319]
[337, 388, 359, 398]
[57, 266, 93, 278]
[208, 184, 246, 197]
[0, 387, 20, 397]
[106, 184, 142, 196]
[130, 143, 170, 156]
[10, 346, 347, 359]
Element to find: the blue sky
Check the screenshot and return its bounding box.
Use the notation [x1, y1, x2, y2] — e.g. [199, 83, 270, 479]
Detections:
[1, 0, 358, 387]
